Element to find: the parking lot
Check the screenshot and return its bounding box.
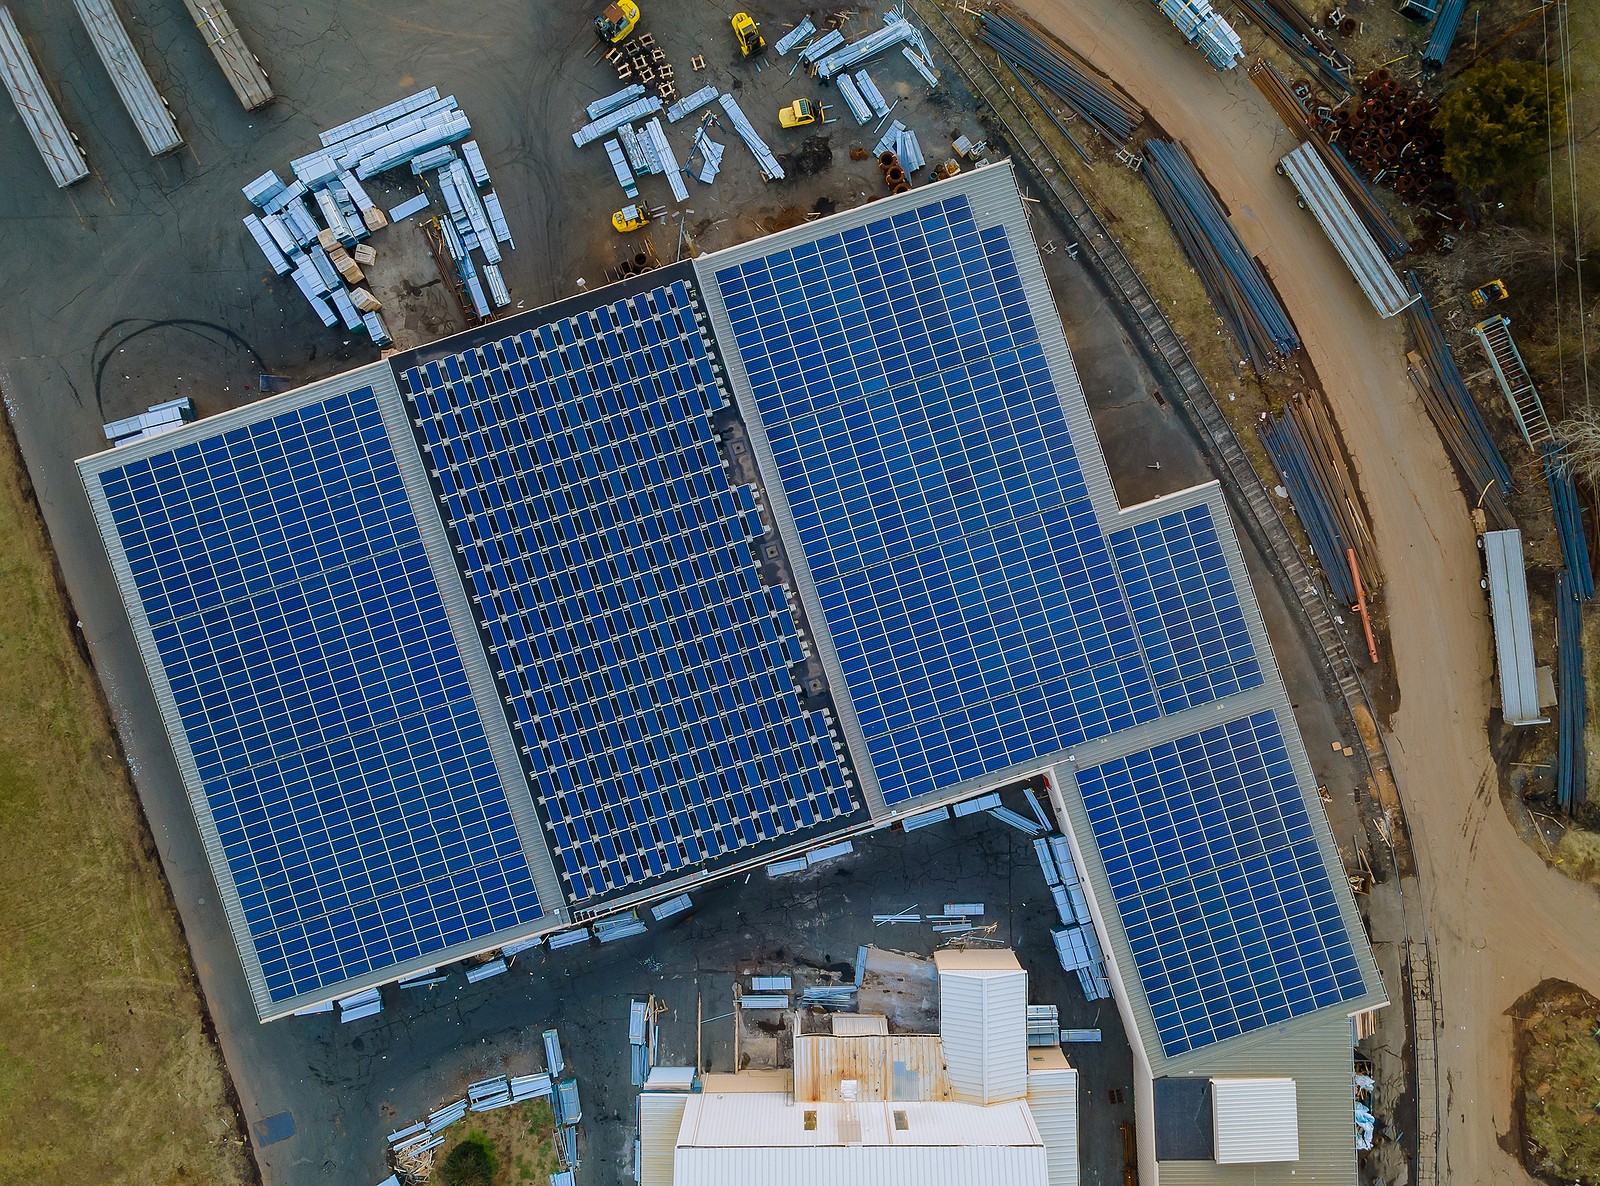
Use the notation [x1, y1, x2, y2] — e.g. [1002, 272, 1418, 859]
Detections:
[0, 1, 1376, 1182]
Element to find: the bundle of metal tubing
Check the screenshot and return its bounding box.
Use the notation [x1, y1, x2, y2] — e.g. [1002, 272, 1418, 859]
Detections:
[1544, 443, 1595, 601]
[1143, 138, 1299, 370]
[1230, 0, 1354, 98]
[1422, 0, 1466, 69]
[1401, 272, 1515, 522]
[1248, 60, 1409, 259]
[975, 11, 1145, 145]
[999, 58, 1093, 165]
[1262, 410, 1359, 605]
[1557, 568, 1588, 812]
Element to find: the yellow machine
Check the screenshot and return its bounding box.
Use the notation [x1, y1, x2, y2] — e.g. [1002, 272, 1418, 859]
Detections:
[595, 0, 639, 43]
[612, 204, 651, 233]
[1470, 278, 1509, 308]
[732, 12, 765, 55]
[778, 98, 817, 129]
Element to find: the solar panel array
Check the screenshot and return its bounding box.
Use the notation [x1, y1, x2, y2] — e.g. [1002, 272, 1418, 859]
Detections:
[94, 388, 544, 1003]
[713, 196, 1262, 805]
[1075, 710, 1368, 1056]
[397, 279, 856, 903]
[1108, 504, 1262, 714]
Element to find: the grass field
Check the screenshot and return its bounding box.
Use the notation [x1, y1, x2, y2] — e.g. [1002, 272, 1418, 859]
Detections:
[0, 424, 252, 1185]
[429, 1100, 562, 1185]
[1515, 979, 1600, 1185]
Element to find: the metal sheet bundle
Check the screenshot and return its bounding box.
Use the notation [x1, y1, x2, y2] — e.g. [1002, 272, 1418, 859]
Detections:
[975, 11, 1144, 145]
[1557, 568, 1588, 812]
[1143, 138, 1299, 368]
[1401, 272, 1513, 525]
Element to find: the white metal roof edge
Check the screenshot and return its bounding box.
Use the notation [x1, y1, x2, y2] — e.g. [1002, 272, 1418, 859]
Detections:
[1482, 529, 1544, 724]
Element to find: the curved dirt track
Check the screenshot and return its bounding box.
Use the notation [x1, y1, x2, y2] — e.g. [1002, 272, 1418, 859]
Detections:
[1012, 0, 1600, 1179]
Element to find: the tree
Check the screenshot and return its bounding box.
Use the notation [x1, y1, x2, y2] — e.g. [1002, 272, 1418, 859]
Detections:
[436, 1132, 497, 1186]
[1436, 60, 1565, 191]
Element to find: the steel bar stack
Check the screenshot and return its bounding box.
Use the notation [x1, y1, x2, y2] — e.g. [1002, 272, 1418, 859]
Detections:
[0, 7, 89, 187]
[180, 0, 271, 110]
[1230, 0, 1353, 97]
[73, 0, 182, 155]
[1401, 272, 1514, 524]
[1266, 394, 1379, 598]
[1248, 59, 1408, 259]
[1557, 568, 1588, 813]
[1143, 138, 1299, 371]
[1545, 444, 1596, 601]
[1422, 0, 1467, 69]
[1263, 406, 1359, 604]
[975, 10, 1144, 146]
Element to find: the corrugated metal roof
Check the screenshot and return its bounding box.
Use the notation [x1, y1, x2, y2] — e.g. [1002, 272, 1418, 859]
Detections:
[1482, 530, 1546, 725]
[1028, 1066, 1080, 1186]
[1212, 1078, 1299, 1164]
[672, 1144, 1049, 1186]
[674, 1092, 1042, 1148]
[793, 1033, 948, 1102]
[1155, 1013, 1354, 1186]
[640, 1092, 688, 1186]
[940, 964, 1028, 1104]
[833, 1013, 891, 1036]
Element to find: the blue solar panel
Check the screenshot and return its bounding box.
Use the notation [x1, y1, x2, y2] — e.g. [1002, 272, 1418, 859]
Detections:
[95, 388, 544, 1004]
[396, 280, 856, 902]
[1076, 710, 1368, 1056]
[714, 196, 1162, 804]
[1108, 504, 1263, 714]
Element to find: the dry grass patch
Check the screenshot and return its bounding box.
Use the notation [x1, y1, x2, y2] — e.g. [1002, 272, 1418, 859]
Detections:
[1514, 979, 1600, 1185]
[431, 1100, 562, 1186]
[0, 426, 251, 1186]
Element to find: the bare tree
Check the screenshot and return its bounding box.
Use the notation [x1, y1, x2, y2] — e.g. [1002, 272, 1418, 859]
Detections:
[1552, 406, 1600, 484]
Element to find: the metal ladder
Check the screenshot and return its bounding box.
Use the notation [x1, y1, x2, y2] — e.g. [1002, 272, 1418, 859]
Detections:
[1472, 315, 1552, 448]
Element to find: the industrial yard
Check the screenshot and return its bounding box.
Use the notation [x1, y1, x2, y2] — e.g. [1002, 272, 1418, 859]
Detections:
[0, 1, 1594, 1186]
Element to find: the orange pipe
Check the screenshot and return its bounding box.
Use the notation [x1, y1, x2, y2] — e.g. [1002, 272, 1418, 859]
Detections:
[1347, 547, 1379, 665]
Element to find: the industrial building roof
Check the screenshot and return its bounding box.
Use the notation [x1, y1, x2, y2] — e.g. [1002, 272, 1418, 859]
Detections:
[80, 162, 1383, 1053]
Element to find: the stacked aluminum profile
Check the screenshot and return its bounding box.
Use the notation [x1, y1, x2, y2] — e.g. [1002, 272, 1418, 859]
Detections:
[1154, 0, 1243, 69]
[815, 18, 928, 79]
[0, 7, 89, 187]
[835, 74, 872, 125]
[1279, 142, 1416, 318]
[718, 93, 784, 180]
[179, 0, 272, 110]
[773, 16, 816, 55]
[73, 0, 182, 155]
[242, 89, 513, 337]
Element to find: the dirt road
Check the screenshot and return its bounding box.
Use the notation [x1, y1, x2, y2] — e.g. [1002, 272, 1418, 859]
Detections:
[1012, 0, 1600, 1178]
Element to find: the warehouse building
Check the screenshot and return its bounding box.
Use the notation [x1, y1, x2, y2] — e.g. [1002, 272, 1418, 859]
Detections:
[79, 163, 1382, 1181]
[638, 950, 1077, 1186]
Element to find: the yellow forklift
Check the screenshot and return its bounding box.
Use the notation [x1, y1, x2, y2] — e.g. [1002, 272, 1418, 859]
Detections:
[732, 12, 765, 55]
[779, 98, 818, 128]
[595, 0, 639, 43]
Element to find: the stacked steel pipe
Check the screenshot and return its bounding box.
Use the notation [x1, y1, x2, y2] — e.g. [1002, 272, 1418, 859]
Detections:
[1401, 272, 1514, 523]
[1249, 59, 1409, 259]
[1143, 138, 1299, 371]
[1262, 404, 1361, 605]
[1422, 0, 1467, 69]
[1230, 0, 1354, 98]
[975, 11, 1145, 146]
[1557, 567, 1588, 812]
[1545, 443, 1596, 601]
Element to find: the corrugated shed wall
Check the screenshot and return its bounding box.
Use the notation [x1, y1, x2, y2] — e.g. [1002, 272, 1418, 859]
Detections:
[941, 968, 1029, 1104]
[1028, 1066, 1081, 1186]
[639, 1091, 689, 1186]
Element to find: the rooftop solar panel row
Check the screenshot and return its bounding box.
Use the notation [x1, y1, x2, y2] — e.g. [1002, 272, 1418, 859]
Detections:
[1075, 709, 1367, 1056]
[397, 280, 857, 901]
[92, 388, 544, 1004]
[1109, 503, 1264, 714]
